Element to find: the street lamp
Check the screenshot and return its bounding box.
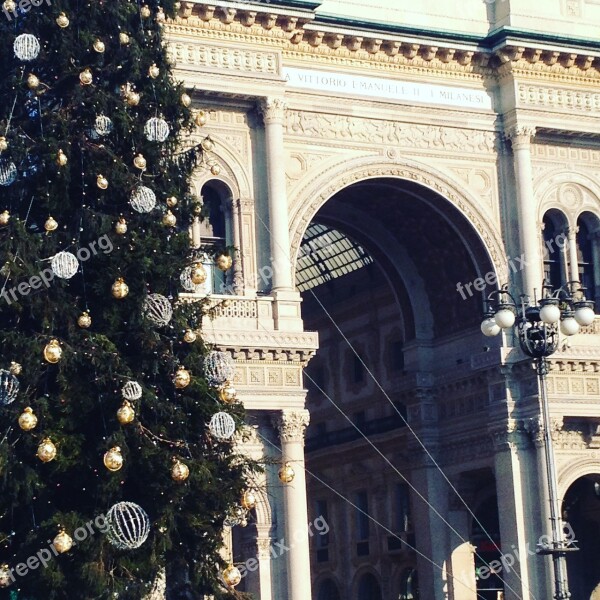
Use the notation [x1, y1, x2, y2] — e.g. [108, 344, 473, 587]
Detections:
[481, 281, 593, 600]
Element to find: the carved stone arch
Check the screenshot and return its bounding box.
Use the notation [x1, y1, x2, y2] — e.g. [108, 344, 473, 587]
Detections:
[558, 458, 600, 498]
[351, 567, 383, 599]
[288, 155, 505, 278]
[253, 486, 273, 528]
[314, 574, 344, 600]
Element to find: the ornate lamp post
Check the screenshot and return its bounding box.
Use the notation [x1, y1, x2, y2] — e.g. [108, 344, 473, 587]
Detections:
[481, 282, 594, 600]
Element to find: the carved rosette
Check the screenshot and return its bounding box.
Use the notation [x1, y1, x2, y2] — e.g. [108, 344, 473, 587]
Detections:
[273, 409, 310, 443]
[259, 97, 288, 125]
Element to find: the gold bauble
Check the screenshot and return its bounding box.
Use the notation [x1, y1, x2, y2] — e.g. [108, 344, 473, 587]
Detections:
[117, 400, 135, 425]
[126, 91, 140, 106]
[115, 217, 127, 235]
[119, 32, 130, 45]
[219, 381, 237, 404]
[180, 93, 191, 107]
[210, 163, 221, 176]
[56, 12, 69, 28]
[174, 367, 191, 389]
[103, 446, 123, 472]
[97, 174, 108, 190]
[171, 459, 189, 482]
[183, 329, 197, 343]
[190, 263, 207, 284]
[148, 63, 160, 78]
[44, 216, 58, 232]
[195, 111, 207, 127]
[140, 4, 151, 18]
[53, 530, 73, 554]
[79, 68, 93, 86]
[166, 196, 178, 208]
[215, 254, 233, 272]
[0, 563, 11, 587]
[56, 149, 68, 166]
[111, 277, 129, 299]
[278, 462, 295, 483]
[133, 153, 147, 170]
[27, 73, 40, 89]
[162, 210, 176, 228]
[0, 211, 9, 226]
[201, 135, 215, 152]
[77, 311, 92, 329]
[9, 361, 22, 375]
[241, 490, 257, 510]
[43, 339, 62, 364]
[18, 407, 38, 431]
[2, 0, 16, 12]
[37, 437, 57, 463]
[222, 565, 242, 588]
[93, 39, 105, 53]
[0, 137, 8, 152]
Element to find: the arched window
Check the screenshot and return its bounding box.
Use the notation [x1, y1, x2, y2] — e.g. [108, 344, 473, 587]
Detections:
[357, 573, 382, 600]
[399, 568, 419, 600]
[576, 213, 600, 308]
[542, 210, 568, 290]
[317, 578, 341, 600]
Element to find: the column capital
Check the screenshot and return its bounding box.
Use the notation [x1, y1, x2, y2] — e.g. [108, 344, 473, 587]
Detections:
[259, 97, 288, 124]
[506, 124, 536, 147]
[273, 409, 310, 442]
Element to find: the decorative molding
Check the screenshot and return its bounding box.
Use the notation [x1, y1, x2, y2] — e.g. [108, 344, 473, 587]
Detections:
[273, 409, 310, 442]
[259, 97, 288, 124]
[517, 84, 600, 113]
[506, 124, 536, 146]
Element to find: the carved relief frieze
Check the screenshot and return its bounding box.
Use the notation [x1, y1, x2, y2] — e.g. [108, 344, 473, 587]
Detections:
[517, 84, 600, 113]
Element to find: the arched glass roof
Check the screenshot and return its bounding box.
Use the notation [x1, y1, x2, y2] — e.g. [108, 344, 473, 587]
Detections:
[295, 223, 373, 292]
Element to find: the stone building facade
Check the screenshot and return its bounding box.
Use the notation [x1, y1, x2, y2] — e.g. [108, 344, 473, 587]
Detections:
[165, 1, 600, 598]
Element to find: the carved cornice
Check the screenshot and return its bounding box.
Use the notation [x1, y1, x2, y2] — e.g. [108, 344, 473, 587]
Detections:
[273, 409, 310, 442]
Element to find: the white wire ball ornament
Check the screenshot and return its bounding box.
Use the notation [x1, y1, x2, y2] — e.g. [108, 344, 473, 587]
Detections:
[0, 161, 17, 186]
[144, 117, 170, 142]
[130, 186, 157, 213]
[203, 351, 235, 387]
[122, 380, 142, 401]
[94, 115, 113, 137]
[0, 369, 19, 406]
[142, 293, 173, 327]
[106, 501, 150, 550]
[14, 34, 40, 61]
[50, 251, 79, 279]
[208, 412, 236, 440]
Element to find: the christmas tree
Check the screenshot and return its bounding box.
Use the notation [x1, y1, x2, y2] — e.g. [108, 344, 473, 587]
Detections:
[0, 1, 256, 598]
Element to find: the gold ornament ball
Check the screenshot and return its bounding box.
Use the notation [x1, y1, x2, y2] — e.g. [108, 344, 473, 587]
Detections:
[37, 437, 57, 463]
[77, 311, 92, 329]
[210, 163, 221, 176]
[126, 91, 140, 106]
[174, 367, 191, 389]
[103, 446, 124, 472]
[56, 12, 69, 27]
[148, 63, 160, 78]
[79, 68, 93, 86]
[241, 490, 257, 510]
[18, 407, 38, 432]
[117, 400, 135, 425]
[219, 381, 237, 404]
[140, 4, 151, 18]
[44, 216, 58, 232]
[195, 111, 208, 127]
[43, 339, 62, 364]
[56, 149, 68, 166]
[181, 93, 191, 107]
[166, 196, 178, 208]
[115, 217, 127, 235]
[53, 530, 73, 554]
[201, 136, 215, 152]
[112, 278, 129, 299]
[171, 459, 189, 482]
[183, 329, 197, 343]
[222, 565, 242, 588]
[9, 361, 22, 375]
[0, 564, 12, 588]
[278, 462, 295, 484]
[27, 73, 40, 89]
[0, 137, 8, 152]
[2, 0, 16, 12]
[119, 32, 130, 45]
[0, 210, 9, 226]
[97, 174, 108, 190]
[190, 263, 207, 284]
[162, 210, 176, 228]
[215, 254, 233, 272]
[93, 39, 105, 53]
[133, 153, 147, 170]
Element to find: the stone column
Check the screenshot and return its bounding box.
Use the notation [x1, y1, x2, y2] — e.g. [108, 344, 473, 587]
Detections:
[273, 409, 312, 600]
[507, 125, 544, 299]
[256, 533, 274, 600]
[228, 198, 244, 295]
[566, 226, 580, 285]
[259, 97, 294, 292]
